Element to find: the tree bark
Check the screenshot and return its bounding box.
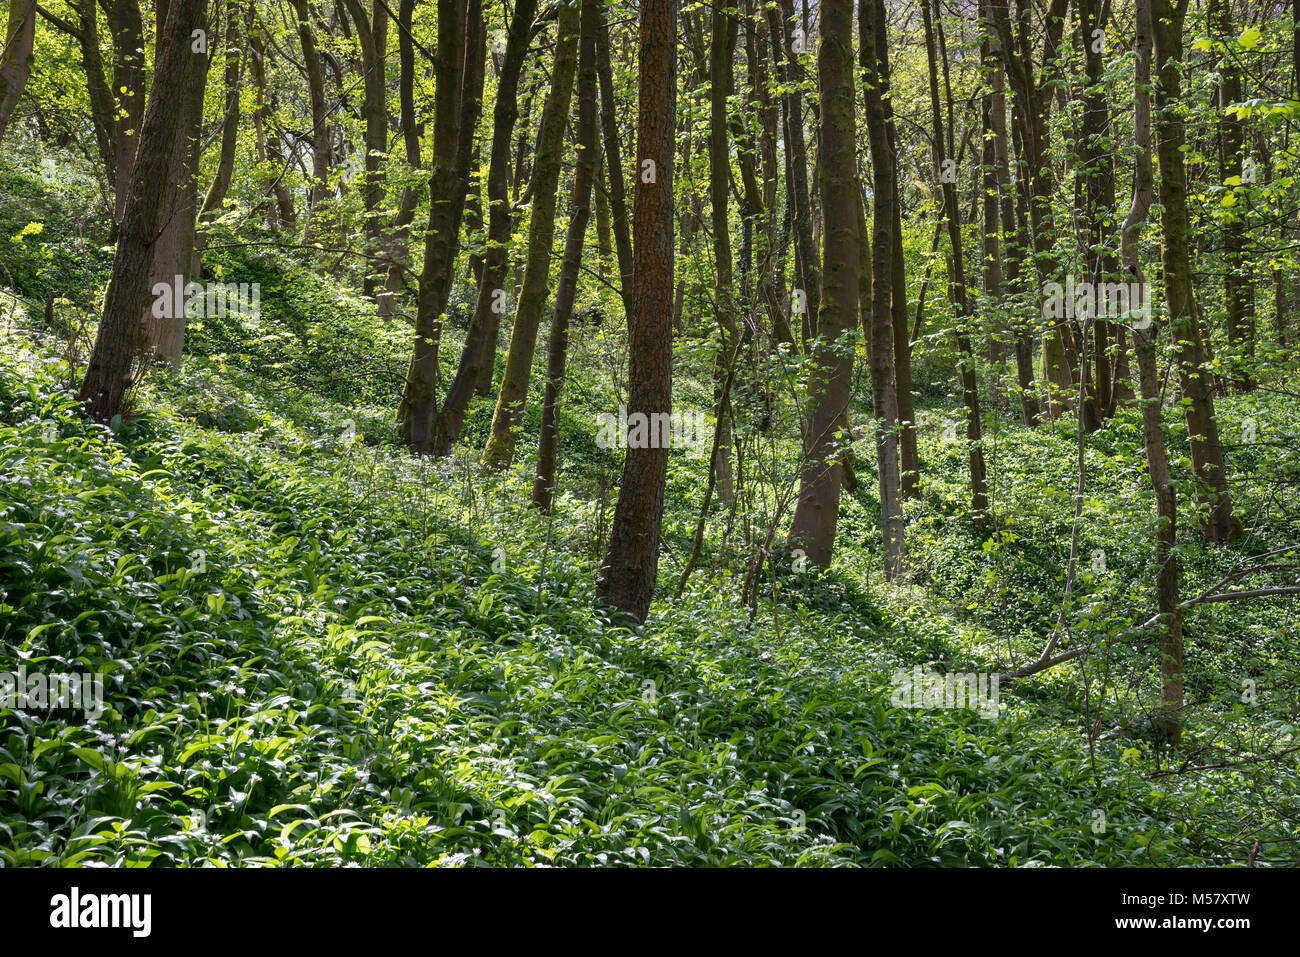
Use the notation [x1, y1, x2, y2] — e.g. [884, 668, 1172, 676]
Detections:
[289, 0, 333, 225]
[767, 0, 818, 348]
[788, 0, 860, 568]
[922, 0, 988, 523]
[78, 0, 209, 421]
[433, 0, 539, 455]
[1124, 0, 1182, 744]
[597, 0, 677, 622]
[1151, 0, 1238, 544]
[480, 1, 579, 468]
[0, 0, 36, 141]
[861, 0, 906, 567]
[532, 0, 598, 510]
[1078, 0, 1119, 428]
[396, 0, 484, 452]
[143, 0, 212, 367]
[595, 6, 634, 320]
[708, 3, 738, 502]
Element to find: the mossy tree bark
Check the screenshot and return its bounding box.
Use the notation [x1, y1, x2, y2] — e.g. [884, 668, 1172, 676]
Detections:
[480, 2, 579, 469]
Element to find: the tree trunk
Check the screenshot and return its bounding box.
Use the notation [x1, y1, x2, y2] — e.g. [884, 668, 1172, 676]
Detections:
[433, 0, 539, 455]
[289, 0, 333, 226]
[922, 0, 987, 523]
[767, 0, 818, 347]
[870, 6, 918, 501]
[861, 44, 906, 570]
[0, 0, 36, 141]
[595, 7, 634, 320]
[1151, 0, 1238, 544]
[397, 0, 483, 452]
[1079, 0, 1118, 427]
[1123, 0, 1182, 744]
[480, 2, 579, 468]
[861, 0, 910, 545]
[708, 3, 738, 503]
[595, 151, 613, 281]
[144, 0, 212, 367]
[78, 0, 209, 422]
[598, 0, 677, 622]
[1209, 0, 1254, 392]
[788, 0, 860, 568]
[533, 0, 598, 510]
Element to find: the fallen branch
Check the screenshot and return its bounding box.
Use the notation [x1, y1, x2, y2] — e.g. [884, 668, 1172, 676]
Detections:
[1002, 553, 1300, 684]
[1148, 743, 1300, 778]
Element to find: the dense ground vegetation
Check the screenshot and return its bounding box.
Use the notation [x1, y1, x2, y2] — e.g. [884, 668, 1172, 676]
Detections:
[2, 0, 1299, 868]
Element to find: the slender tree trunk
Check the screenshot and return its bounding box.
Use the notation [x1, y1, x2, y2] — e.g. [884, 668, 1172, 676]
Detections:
[751, 4, 784, 347]
[596, 6, 634, 320]
[980, 46, 1007, 405]
[1123, 0, 1182, 744]
[1152, 0, 1237, 544]
[861, 0, 908, 549]
[982, 0, 1038, 425]
[1079, 0, 1118, 428]
[533, 0, 599, 510]
[788, 0, 860, 568]
[868, 6, 918, 500]
[289, 0, 333, 225]
[1209, 0, 1254, 392]
[598, 0, 677, 622]
[480, 2, 579, 468]
[708, 4, 738, 502]
[194, 20, 243, 271]
[922, 0, 988, 522]
[397, 0, 481, 452]
[768, 0, 818, 346]
[434, 0, 539, 454]
[595, 151, 613, 281]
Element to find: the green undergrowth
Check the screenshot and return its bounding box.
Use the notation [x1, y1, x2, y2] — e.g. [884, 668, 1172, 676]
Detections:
[0, 343, 1197, 866]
